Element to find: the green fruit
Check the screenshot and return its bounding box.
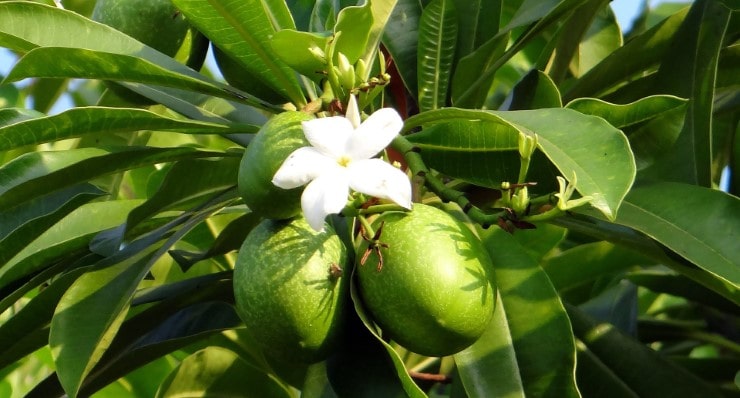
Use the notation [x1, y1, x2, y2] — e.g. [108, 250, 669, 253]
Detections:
[233, 217, 349, 363]
[93, 0, 190, 57]
[357, 204, 496, 357]
[93, 0, 208, 104]
[238, 111, 313, 219]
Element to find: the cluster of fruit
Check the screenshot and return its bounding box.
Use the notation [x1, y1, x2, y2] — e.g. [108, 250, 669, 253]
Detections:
[235, 112, 497, 364]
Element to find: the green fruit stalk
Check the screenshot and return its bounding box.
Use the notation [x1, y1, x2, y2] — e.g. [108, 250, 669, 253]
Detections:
[357, 203, 496, 357]
[233, 217, 349, 363]
[238, 111, 313, 219]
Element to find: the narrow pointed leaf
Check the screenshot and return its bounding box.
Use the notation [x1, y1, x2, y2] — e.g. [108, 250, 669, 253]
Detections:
[0, 200, 142, 292]
[0, 147, 232, 210]
[0, 267, 87, 371]
[567, 304, 723, 397]
[454, 290, 526, 398]
[0, 2, 270, 122]
[417, 0, 457, 112]
[382, 0, 421, 97]
[155, 347, 291, 398]
[475, 228, 579, 397]
[171, 0, 305, 106]
[507, 70, 562, 110]
[359, 0, 398, 71]
[125, 157, 240, 234]
[644, 0, 731, 186]
[50, 190, 235, 397]
[4, 48, 267, 108]
[0, 184, 105, 265]
[566, 95, 687, 129]
[0, 106, 256, 152]
[564, 7, 689, 100]
[0, 2, 202, 81]
[616, 182, 740, 289]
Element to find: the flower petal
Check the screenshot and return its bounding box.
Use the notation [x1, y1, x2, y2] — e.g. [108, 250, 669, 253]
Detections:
[347, 107, 403, 160]
[346, 94, 361, 129]
[272, 147, 338, 189]
[347, 159, 412, 209]
[301, 172, 350, 231]
[302, 116, 353, 158]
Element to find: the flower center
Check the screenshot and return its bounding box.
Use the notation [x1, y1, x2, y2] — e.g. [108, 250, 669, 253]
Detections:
[337, 156, 351, 167]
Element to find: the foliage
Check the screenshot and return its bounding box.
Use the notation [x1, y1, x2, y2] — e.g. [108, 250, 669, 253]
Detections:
[0, 0, 738, 397]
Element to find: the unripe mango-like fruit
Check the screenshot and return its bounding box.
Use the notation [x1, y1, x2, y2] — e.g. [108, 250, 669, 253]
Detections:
[233, 217, 349, 363]
[357, 204, 495, 357]
[238, 111, 312, 219]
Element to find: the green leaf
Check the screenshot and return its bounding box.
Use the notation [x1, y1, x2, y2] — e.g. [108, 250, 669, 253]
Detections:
[574, 339, 639, 398]
[473, 227, 579, 397]
[271, 30, 331, 82]
[573, 5, 622, 77]
[0, 106, 256, 152]
[125, 157, 240, 235]
[171, 0, 305, 106]
[567, 304, 723, 397]
[82, 299, 244, 396]
[563, 7, 689, 101]
[542, 241, 650, 294]
[382, 0, 421, 98]
[626, 270, 740, 315]
[643, 0, 732, 186]
[493, 109, 635, 220]
[0, 200, 142, 293]
[407, 118, 521, 188]
[566, 95, 687, 129]
[417, 0, 457, 112]
[334, 2, 374, 63]
[51, 247, 159, 398]
[155, 347, 291, 398]
[405, 108, 636, 219]
[0, 184, 105, 265]
[0, 2, 269, 123]
[0, 108, 44, 127]
[169, 212, 262, 272]
[507, 69, 562, 110]
[50, 190, 236, 397]
[0, 147, 232, 210]
[451, 0, 500, 58]
[4, 47, 270, 109]
[450, 33, 508, 107]
[616, 182, 740, 289]
[337, 270, 426, 398]
[0, 2, 200, 83]
[0, 267, 87, 372]
[359, 0, 398, 72]
[454, 290, 526, 398]
[454, 0, 589, 107]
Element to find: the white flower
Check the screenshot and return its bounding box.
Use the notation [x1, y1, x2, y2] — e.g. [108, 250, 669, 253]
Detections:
[272, 96, 412, 231]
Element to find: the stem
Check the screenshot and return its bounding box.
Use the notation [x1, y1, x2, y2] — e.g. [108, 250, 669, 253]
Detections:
[409, 357, 440, 373]
[391, 135, 506, 228]
[356, 214, 375, 240]
[359, 204, 407, 215]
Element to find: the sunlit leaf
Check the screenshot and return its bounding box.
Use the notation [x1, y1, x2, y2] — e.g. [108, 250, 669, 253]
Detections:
[0, 106, 256, 152]
[417, 0, 457, 112]
[616, 182, 740, 289]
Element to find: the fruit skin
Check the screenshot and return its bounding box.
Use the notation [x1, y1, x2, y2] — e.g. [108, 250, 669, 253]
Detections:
[93, 0, 208, 104]
[93, 0, 190, 57]
[238, 111, 313, 219]
[233, 217, 349, 363]
[357, 204, 496, 357]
